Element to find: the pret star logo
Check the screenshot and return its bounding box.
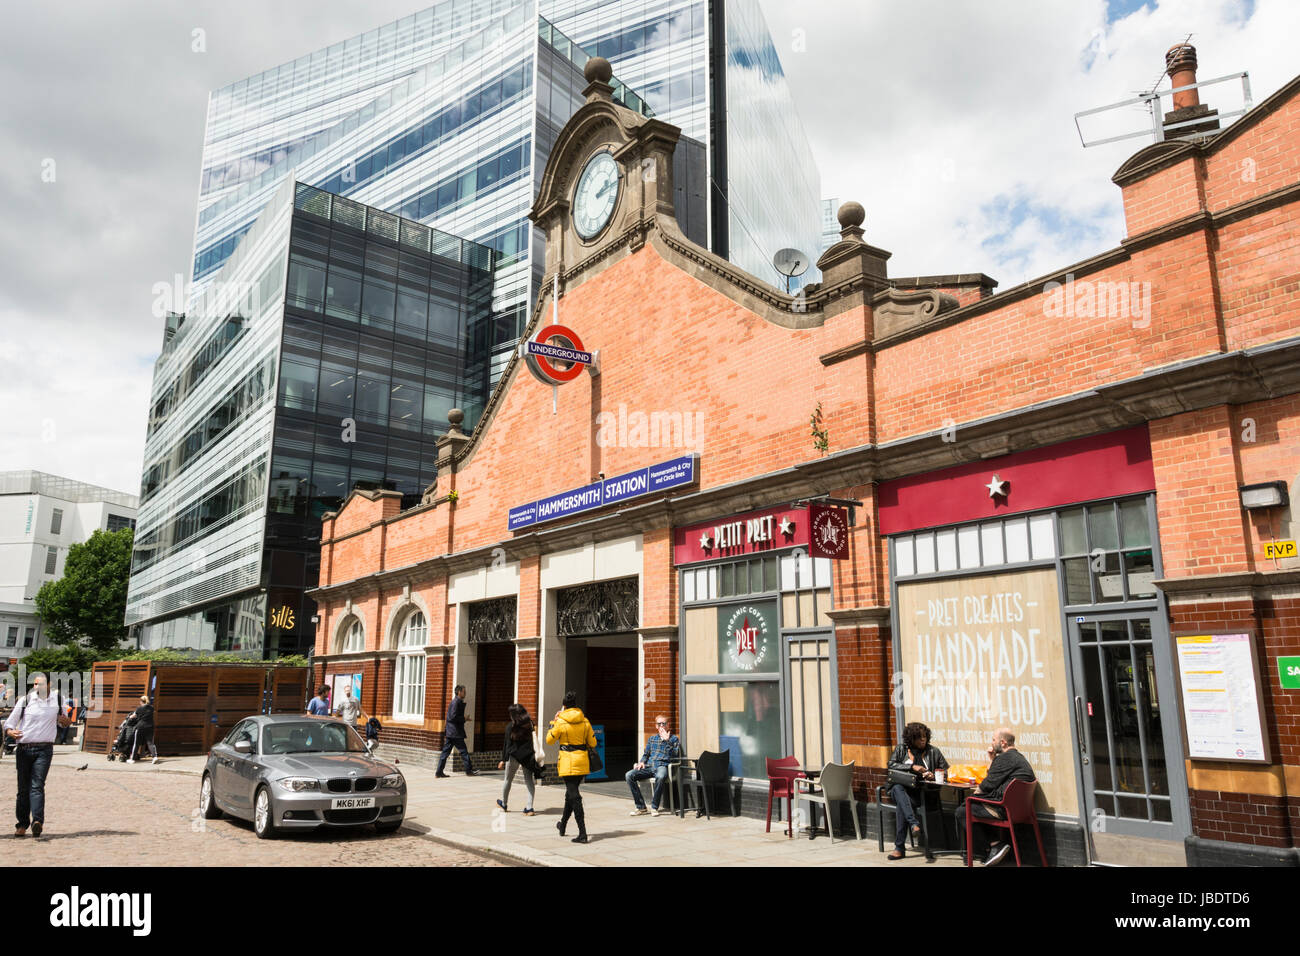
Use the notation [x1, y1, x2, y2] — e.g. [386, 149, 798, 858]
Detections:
[726, 605, 770, 671]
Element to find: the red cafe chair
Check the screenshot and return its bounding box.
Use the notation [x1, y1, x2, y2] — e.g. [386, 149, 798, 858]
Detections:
[963, 778, 1049, 867]
[765, 755, 806, 838]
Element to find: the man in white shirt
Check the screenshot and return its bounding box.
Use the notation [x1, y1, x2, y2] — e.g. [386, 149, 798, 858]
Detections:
[3, 673, 70, 838]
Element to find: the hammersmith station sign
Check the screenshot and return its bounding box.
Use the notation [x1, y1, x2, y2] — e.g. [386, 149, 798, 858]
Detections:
[508, 455, 698, 531]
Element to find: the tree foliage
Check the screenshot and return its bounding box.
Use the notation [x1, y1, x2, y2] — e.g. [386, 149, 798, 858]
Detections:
[33, 528, 134, 653]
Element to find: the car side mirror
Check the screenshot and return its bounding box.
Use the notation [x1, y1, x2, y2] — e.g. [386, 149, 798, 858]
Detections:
[233, 739, 253, 755]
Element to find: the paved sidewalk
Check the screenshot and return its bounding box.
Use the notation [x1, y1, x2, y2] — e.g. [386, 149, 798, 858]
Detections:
[48, 746, 963, 867]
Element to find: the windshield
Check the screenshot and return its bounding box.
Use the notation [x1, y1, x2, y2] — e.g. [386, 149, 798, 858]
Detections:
[261, 721, 368, 755]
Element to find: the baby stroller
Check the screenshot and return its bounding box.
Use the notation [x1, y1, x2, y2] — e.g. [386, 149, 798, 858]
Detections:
[106, 713, 138, 761]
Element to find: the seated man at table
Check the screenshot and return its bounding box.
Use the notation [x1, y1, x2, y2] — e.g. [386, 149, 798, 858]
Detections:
[886, 721, 949, 860]
[955, 727, 1036, 866]
[625, 714, 681, 816]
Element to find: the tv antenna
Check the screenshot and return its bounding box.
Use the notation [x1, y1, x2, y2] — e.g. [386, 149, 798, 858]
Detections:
[772, 248, 809, 293]
[1073, 37, 1252, 149]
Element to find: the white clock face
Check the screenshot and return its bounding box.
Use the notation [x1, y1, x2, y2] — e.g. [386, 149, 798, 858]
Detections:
[573, 151, 620, 239]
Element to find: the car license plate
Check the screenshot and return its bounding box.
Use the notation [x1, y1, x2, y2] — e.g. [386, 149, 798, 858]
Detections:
[330, 796, 375, 809]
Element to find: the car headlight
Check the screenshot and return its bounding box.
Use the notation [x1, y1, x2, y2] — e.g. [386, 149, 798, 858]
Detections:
[381, 773, 404, 789]
[276, 777, 320, 792]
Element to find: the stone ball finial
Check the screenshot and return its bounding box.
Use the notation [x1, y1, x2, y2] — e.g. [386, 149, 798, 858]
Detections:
[447, 408, 465, 430]
[837, 201, 866, 231]
[584, 56, 613, 85]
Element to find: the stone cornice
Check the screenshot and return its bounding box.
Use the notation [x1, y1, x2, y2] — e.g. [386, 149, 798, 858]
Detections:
[1155, 569, 1300, 597]
[637, 625, 679, 642]
[825, 606, 892, 630]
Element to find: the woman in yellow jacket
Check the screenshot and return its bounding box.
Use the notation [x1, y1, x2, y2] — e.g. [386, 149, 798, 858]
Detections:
[546, 690, 598, 844]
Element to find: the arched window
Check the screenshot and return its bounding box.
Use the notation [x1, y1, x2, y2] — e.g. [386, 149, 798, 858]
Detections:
[341, 616, 364, 654]
[394, 610, 426, 721]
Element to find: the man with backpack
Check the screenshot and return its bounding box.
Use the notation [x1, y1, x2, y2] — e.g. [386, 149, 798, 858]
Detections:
[3, 673, 71, 837]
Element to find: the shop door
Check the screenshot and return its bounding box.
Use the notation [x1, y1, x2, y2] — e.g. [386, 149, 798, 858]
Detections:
[786, 633, 833, 771]
[1069, 613, 1186, 864]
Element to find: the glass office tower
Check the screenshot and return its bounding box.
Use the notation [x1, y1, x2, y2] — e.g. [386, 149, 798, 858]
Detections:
[127, 181, 497, 656]
[191, 1, 820, 357]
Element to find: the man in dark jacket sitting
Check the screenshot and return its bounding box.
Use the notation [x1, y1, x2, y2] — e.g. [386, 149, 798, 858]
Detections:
[886, 721, 948, 860]
[956, 727, 1036, 866]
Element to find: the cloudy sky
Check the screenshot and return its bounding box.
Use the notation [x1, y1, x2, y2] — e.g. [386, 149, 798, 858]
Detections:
[0, 0, 1293, 496]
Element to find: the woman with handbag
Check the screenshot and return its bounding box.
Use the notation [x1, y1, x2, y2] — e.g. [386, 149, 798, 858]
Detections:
[886, 722, 949, 860]
[497, 703, 544, 816]
[545, 691, 597, 844]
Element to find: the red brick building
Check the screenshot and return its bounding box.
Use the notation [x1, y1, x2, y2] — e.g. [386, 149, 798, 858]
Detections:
[311, 52, 1300, 866]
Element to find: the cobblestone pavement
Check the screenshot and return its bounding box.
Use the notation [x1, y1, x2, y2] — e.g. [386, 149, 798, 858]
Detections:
[0, 751, 504, 867]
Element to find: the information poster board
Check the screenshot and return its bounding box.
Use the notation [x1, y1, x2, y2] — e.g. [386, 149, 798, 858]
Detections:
[1175, 633, 1270, 763]
[331, 673, 363, 714]
[896, 567, 1076, 816]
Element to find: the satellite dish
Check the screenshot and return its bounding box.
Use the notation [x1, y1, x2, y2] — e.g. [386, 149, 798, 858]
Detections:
[773, 248, 809, 278]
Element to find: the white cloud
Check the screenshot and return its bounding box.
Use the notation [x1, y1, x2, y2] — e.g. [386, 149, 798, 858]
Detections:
[760, 0, 1298, 282]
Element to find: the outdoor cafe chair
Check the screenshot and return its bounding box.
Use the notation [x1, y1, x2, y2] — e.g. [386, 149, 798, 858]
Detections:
[963, 778, 1049, 867]
[680, 749, 737, 819]
[794, 760, 861, 843]
[765, 755, 806, 837]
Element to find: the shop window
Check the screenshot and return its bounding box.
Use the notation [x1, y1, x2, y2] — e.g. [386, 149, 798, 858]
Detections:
[980, 523, 1004, 565]
[684, 679, 781, 780]
[894, 536, 915, 576]
[936, 529, 958, 572]
[1029, 514, 1056, 559]
[914, 534, 936, 575]
[1005, 518, 1030, 563]
[5, 627, 16, 647]
[957, 526, 980, 569]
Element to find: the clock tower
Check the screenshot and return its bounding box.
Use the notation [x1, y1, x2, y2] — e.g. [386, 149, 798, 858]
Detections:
[529, 56, 684, 299]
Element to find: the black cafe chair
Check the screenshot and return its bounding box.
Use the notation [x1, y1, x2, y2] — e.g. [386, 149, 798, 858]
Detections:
[681, 749, 737, 819]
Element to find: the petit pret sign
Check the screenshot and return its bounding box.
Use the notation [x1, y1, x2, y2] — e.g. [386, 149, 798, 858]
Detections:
[523, 323, 593, 385]
[673, 504, 851, 565]
[508, 455, 697, 531]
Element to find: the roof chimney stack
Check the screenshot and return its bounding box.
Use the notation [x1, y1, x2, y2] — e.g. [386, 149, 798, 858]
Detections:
[1163, 43, 1220, 139]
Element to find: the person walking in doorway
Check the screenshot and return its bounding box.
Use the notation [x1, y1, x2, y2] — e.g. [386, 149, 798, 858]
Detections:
[436, 684, 476, 777]
[546, 691, 597, 844]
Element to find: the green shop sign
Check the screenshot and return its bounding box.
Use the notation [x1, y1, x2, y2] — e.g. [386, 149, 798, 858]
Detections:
[1279, 656, 1300, 690]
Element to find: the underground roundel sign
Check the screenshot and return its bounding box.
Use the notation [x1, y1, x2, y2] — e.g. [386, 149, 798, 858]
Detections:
[523, 324, 593, 385]
[726, 604, 771, 672]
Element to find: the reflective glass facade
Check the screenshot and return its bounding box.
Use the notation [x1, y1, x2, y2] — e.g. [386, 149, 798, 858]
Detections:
[128, 181, 497, 657]
[543, 0, 823, 287]
[192, 2, 817, 374]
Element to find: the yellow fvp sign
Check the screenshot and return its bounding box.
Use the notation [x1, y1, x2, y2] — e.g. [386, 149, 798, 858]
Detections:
[1263, 540, 1297, 560]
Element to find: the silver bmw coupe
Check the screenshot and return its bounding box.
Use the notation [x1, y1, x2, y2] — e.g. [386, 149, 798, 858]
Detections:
[200, 715, 406, 838]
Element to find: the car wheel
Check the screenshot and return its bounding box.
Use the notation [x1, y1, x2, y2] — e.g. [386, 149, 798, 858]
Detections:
[374, 819, 403, 834]
[200, 773, 222, 820]
[253, 787, 277, 839]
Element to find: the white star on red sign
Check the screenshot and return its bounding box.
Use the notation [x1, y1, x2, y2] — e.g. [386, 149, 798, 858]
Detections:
[986, 475, 1007, 498]
[779, 516, 794, 536]
[699, 532, 712, 550]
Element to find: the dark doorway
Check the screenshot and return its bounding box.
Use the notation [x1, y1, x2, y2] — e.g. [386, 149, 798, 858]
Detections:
[474, 642, 515, 753]
[585, 645, 638, 779]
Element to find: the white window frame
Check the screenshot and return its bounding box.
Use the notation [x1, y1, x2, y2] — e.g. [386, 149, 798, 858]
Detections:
[341, 617, 364, 653]
[393, 610, 427, 722]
